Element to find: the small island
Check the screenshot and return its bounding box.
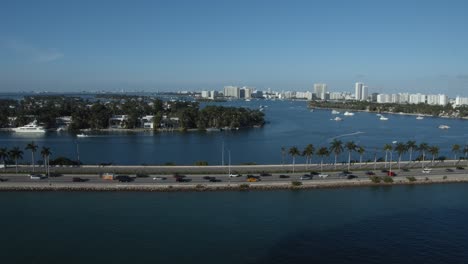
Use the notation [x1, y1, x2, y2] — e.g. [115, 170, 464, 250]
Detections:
[0, 95, 265, 132]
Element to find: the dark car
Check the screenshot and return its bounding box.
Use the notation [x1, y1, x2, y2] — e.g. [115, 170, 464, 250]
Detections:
[209, 178, 221, 182]
[445, 168, 455, 172]
[0, 178, 8, 182]
[381, 169, 388, 173]
[203, 176, 214, 180]
[72, 177, 88, 182]
[310, 171, 319, 175]
[176, 178, 191, 182]
[347, 174, 358, 180]
[387, 171, 396, 176]
[456, 166, 465, 170]
[115, 175, 133, 182]
[260, 172, 272, 176]
[173, 173, 186, 178]
[365, 171, 375, 176]
[136, 173, 150, 178]
[279, 174, 290, 178]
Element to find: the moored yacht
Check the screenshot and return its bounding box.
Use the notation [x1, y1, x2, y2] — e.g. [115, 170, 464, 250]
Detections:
[12, 120, 46, 133]
[331, 110, 340, 114]
[438, 125, 450, 129]
[343, 111, 354, 116]
[416, 116, 424, 120]
[379, 116, 388, 121]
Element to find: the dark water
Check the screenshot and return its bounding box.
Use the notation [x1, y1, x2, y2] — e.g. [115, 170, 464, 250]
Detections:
[2, 184, 468, 263]
[0, 100, 466, 165]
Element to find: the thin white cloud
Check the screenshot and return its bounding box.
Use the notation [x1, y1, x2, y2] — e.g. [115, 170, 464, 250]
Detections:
[3, 38, 64, 62]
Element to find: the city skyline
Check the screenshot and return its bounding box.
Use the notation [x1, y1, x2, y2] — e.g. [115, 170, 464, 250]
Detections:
[1, 0, 468, 96]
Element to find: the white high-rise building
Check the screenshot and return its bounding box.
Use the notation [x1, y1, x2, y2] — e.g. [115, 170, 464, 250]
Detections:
[201, 91, 210, 98]
[377, 94, 391, 104]
[355, 82, 363, 100]
[224, 86, 240, 98]
[455, 96, 468, 106]
[314, 83, 327, 100]
[361, 85, 369, 101]
[409, 93, 426, 104]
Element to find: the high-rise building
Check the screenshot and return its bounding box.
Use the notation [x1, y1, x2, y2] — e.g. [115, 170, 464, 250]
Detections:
[355, 82, 363, 100]
[362, 85, 368, 101]
[313, 83, 327, 100]
[455, 96, 468, 106]
[223, 86, 240, 98]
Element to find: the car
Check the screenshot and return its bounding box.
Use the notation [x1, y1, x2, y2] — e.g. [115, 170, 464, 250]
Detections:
[422, 168, 432, 174]
[153, 176, 167, 180]
[247, 177, 260, 182]
[365, 171, 375, 176]
[209, 178, 221, 182]
[456, 166, 465, 170]
[136, 173, 150, 178]
[310, 171, 320, 175]
[229, 173, 242, 177]
[115, 175, 133, 182]
[300, 175, 312, 180]
[387, 171, 396, 176]
[173, 173, 185, 178]
[260, 172, 272, 176]
[0, 178, 8, 182]
[203, 176, 214, 180]
[279, 174, 290, 178]
[338, 172, 348, 177]
[176, 178, 191, 182]
[72, 177, 88, 182]
[381, 169, 388, 173]
[347, 174, 358, 179]
[318, 173, 328, 178]
[29, 174, 43, 180]
[445, 168, 455, 172]
[247, 175, 260, 179]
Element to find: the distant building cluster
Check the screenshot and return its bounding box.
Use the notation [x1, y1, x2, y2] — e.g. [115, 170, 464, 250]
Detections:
[197, 82, 468, 107]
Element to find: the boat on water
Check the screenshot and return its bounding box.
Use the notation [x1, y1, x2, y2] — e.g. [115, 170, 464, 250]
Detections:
[77, 134, 89, 138]
[333, 117, 343, 121]
[245, 99, 251, 102]
[12, 120, 46, 133]
[331, 110, 340, 114]
[438, 125, 450, 129]
[206, 128, 221, 132]
[416, 116, 424, 120]
[376, 113, 382, 117]
[343, 111, 354, 116]
[379, 116, 389, 121]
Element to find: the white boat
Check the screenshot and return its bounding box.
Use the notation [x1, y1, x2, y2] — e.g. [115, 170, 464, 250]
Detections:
[12, 120, 46, 133]
[379, 116, 388, 121]
[416, 116, 424, 120]
[376, 113, 382, 117]
[343, 111, 354, 116]
[245, 99, 251, 102]
[438, 125, 450, 129]
[206, 127, 221, 132]
[333, 117, 343, 121]
[77, 134, 89, 138]
[331, 110, 340, 114]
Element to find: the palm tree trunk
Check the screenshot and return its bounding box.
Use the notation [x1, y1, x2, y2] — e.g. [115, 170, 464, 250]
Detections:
[385, 152, 388, 168]
[31, 152, 35, 173]
[334, 155, 337, 169]
[398, 156, 401, 169]
[359, 155, 362, 168]
[320, 159, 323, 172]
[15, 159, 18, 174]
[292, 157, 295, 173]
[348, 152, 351, 171]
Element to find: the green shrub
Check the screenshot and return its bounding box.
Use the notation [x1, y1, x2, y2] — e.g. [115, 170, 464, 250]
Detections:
[383, 176, 394, 183]
[196, 184, 205, 189]
[291, 181, 303, 187]
[425, 177, 429, 181]
[406, 176, 417, 182]
[194, 161, 208, 166]
[239, 184, 250, 190]
[369, 176, 381, 183]
[443, 175, 447, 180]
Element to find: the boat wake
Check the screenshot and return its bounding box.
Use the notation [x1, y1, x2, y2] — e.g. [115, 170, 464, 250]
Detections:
[329, 131, 365, 140]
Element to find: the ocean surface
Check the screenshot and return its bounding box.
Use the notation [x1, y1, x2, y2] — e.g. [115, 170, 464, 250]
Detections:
[2, 184, 468, 263]
[0, 99, 466, 165]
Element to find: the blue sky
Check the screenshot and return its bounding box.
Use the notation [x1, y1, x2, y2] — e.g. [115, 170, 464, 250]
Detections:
[1, 0, 468, 96]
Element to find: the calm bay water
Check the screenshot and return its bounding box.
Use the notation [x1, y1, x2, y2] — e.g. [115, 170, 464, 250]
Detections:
[2, 184, 468, 263]
[0, 100, 466, 165]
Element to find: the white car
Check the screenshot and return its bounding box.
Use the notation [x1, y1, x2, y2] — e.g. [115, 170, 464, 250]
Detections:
[29, 174, 43, 180]
[153, 176, 167, 180]
[422, 168, 432, 174]
[318, 173, 328, 178]
[229, 173, 242, 177]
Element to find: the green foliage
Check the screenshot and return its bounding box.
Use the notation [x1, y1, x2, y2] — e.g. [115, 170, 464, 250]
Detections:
[443, 175, 448, 180]
[291, 181, 303, 187]
[369, 176, 381, 183]
[383, 176, 394, 183]
[239, 184, 250, 190]
[406, 176, 417, 182]
[196, 184, 205, 189]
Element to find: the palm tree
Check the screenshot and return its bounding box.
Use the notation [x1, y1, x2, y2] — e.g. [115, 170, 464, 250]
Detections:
[41, 147, 52, 176]
[394, 142, 407, 169]
[418, 142, 429, 168]
[281, 146, 286, 165]
[25, 142, 38, 173]
[289, 146, 300, 173]
[406, 140, 417, 163]
[428, 145, 440, 165]
[345, 141, 356, 171]
[8, 147, 23, 174]
[317, 147, 329, 172]
[452, 144, 461, 165]
[383, 144, 393, 168]
[302, 144, 315, 169]
[356, 146, 365, 168]
[329, 139, 343, 169]
[0, 148, 8, 171]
